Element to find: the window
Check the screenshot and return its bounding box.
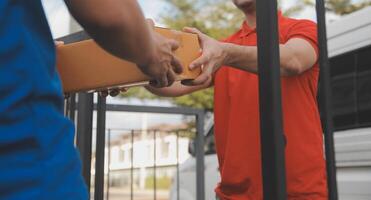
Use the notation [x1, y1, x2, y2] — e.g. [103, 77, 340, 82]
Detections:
[118, 148, 125, 163]
[327, 45, 371, 131]
[161, 140, 170, 159]
[329, 52, 357, 130]
[357, 47, 371, 126]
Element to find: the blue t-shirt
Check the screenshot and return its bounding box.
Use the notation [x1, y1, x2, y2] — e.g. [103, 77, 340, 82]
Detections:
[0, 1, 87, 199]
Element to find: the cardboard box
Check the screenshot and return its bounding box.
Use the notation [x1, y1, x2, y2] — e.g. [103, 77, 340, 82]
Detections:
[56, 27, 201, 93]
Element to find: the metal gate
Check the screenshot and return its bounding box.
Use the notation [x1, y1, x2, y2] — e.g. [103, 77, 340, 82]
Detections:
[255, 0, 338, 199]
[64, 94, 205, 200]
[62, 0, 338, 199]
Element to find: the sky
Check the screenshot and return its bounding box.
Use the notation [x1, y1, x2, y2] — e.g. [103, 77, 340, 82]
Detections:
[42, 0, 168, 38]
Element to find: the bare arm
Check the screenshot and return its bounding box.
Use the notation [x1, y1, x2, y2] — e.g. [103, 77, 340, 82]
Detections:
[64, 1, 184, 88]
[221, 38, 317, 76]
[145, 27, 316, 97]
[145, 26, 316, 96]
[183, 27, 317, 85]
[64, 0, 153, 66]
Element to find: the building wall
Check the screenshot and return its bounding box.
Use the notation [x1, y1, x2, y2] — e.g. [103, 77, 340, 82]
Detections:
[104, 133, 191, 189]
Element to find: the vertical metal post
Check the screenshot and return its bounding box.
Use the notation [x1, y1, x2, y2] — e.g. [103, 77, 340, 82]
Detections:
[106, 129, 111, 200]
[315, 0, 338, 199]
[64, 97, 69, 117]
[153, 130, 157, 200]
[255, 0, 287, 199]
[131, 130, 134, 200]
[176, 131, 180, 200]
[76, 92, 94, 195]
[69, 93, 76, 123]
[64, 94, 74, 117]
[94, 96, 107, 200]
[195, 112, 205, 200]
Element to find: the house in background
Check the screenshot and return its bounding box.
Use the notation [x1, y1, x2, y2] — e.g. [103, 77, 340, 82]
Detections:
[91, 122, 193, 191]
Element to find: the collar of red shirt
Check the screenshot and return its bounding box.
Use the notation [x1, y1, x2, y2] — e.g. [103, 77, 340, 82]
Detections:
[239, 11, 283, 38]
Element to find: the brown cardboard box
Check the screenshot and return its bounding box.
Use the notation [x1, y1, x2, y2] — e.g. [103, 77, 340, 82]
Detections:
[56, 27, 201, 93]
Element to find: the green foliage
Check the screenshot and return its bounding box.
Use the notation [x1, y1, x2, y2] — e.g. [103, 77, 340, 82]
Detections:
[172, 88, 214, 109]
[145, 175, 172, 189]
[121, 87, 158, 100]
[161, 0, 244, 40]
[121, 0, 370, 110]
[120, 86, 214, 110]
[121, 0, 306, 110]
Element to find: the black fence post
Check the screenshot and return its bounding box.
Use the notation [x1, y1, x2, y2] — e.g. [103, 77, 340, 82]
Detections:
[315, 0, 339, 199]
[255, 0, 287, 199]
[106, 129, 111, 200]
[68, 94, 76, 123]
[195, 112, 205, 200]
[76, 93, 94, 194]
[153, 130, 157, 200]
[94, 95, 107, 200]
[176, 131, 180, 200]
[64, 97, 69, 117]
[131, 130, 135, 200]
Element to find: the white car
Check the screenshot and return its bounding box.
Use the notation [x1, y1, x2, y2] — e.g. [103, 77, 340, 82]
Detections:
[169, 125, 220, 200]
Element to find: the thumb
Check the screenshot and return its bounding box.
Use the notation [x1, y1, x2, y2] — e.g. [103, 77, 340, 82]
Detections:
[183, 27, 206, 41]
[183, 27, 202, 35]
[189, 54, 209, 70]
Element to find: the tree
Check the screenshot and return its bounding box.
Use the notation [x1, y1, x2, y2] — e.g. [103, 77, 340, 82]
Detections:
[121, 0, 305, 110]
[160, 0, 304, 39]
[161, 0, 244, 40]
[121, 0, 370, 109]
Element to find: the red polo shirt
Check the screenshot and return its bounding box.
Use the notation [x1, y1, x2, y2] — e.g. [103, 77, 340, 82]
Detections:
[214, 14, 328, 200]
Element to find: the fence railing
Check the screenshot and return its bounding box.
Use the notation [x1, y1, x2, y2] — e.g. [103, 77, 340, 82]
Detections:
[91, 128, 195, 200]
[255, 0, 338, 199]
[62, 0, 338, 199]
[64, 95, 205, 200]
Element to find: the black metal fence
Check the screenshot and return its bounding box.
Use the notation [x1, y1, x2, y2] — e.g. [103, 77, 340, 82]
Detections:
[64, 94, 205, 200]
[254, 0, 338, 199]
[90, 128, 195, 200]
[62, 0, 338, 199]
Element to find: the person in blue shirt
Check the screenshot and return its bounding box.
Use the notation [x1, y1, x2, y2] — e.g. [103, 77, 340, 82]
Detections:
[0, 0, 182, 199]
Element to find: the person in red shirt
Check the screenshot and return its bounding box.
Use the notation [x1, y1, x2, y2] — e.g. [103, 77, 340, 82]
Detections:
[146, 0, 328, 199]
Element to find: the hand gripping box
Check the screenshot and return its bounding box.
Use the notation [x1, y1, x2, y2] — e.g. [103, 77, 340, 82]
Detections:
[56, 27, 201, 93]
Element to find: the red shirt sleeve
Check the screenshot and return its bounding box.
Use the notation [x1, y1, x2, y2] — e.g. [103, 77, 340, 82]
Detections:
[286, 20, 319, 60]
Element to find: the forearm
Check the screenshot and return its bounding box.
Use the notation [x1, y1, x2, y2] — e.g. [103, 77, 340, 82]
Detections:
[64, 0, 154, 66]
[222, 43, 258, 74]
[222, 42, 306, 76]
